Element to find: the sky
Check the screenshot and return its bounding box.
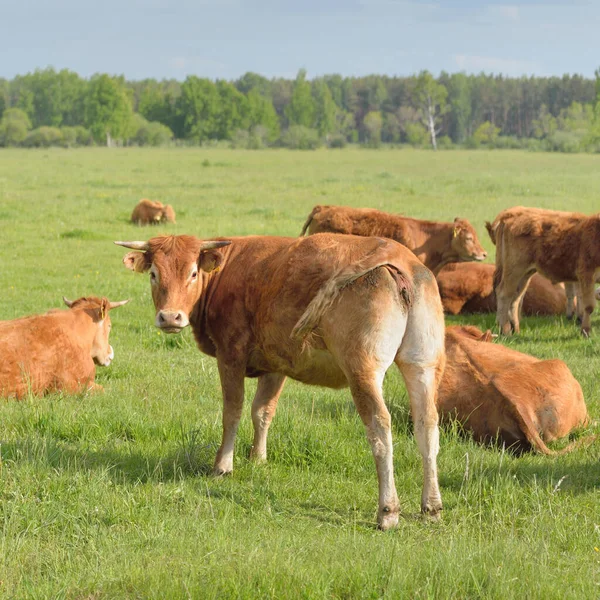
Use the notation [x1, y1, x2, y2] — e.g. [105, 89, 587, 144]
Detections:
[1, 0, 598, 81]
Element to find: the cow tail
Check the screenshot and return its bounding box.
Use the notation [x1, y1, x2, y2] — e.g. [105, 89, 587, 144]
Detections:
[485, 220, 496, 245]
[299, 205, 323, 237]
[492, 221, 505, 295]
[291, 261, 413, 342]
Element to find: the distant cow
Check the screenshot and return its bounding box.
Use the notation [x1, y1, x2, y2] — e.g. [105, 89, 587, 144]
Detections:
[486, 213, 586, 322]
[116, 233, 446, 530]
[490, 206, 600, 336]
[437, 262, 566, 316]
[131, 199, 176, 225]
[439, 325, 589, 453]
[0, 296, 128, 398]
[301, 205, 487, 274]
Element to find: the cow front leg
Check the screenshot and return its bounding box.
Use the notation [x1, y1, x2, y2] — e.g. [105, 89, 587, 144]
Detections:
[578, 277, 596, 337]
[398, 362, 442, 519]
[349, 379, 400, 531]
[250, 373, 286, 462]
[213, 360, 246, 475]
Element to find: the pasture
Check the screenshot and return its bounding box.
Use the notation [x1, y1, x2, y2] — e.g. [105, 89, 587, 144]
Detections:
[0, 147, 599, 598]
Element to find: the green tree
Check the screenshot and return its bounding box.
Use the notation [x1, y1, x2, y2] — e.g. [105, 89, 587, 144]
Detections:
[447, 73, 471, 142]
[0, 108, 32, 146]
[84, 74, 134, 145]
[176, 76, 220, 141]
[473, 121, 500, 145]
[285, 69, 315, 128]
[413, 71, 449, 150]
[247, 89, 280, 142]
[216, 81, 249, 140]
[313, 79, 337, 137]
[532, 104, 557, 139]
[363, 111, 383, 147]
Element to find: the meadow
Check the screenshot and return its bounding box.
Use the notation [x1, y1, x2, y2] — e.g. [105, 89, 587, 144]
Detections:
[0, 147, 599, 598]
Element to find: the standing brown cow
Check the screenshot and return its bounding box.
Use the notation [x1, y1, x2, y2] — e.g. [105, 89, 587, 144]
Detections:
[301, 205, 487, 274]
[0, 296, 128, 398]
[440, 325, 589, 453]
[116, 234, 446, 530]
[437, 262, 566, 316]
[490, 206, 600, 336]
[131, 199, 176, 225]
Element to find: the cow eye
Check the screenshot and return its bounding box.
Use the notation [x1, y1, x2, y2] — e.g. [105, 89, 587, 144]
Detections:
[150, 271, 156, 281]
[191, 271, 198, 280]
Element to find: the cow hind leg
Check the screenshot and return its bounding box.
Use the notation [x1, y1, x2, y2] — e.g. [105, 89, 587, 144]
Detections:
[496, 267, 533, 335]
[250, 373, 287, 462]
[396, 361, 443, 519]
[506, 270, 535, 333]
[565, 282, 577, 320]
[348, 375, 401, 531]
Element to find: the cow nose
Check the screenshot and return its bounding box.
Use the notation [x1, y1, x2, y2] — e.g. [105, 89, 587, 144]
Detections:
[482, 251, 488, 258]
[156, 310, 189, 330]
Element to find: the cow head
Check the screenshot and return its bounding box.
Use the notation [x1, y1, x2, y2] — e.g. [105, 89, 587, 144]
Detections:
[451, 218, 487, 262]
[63, 296, 129, 366]
[116, 236, 231, 333]
[161, 204, 176, 224]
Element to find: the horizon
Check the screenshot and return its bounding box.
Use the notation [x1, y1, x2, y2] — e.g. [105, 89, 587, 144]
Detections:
[1, 1, 598, 81]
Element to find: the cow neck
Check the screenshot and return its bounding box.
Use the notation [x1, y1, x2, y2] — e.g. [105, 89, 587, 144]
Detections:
[192, 243, 234, 332]
[57, 308, 98, 349]
[419, 221, 455, 271]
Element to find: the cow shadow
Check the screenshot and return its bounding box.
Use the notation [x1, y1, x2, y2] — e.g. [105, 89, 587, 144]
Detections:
[0, 435, 216, 485]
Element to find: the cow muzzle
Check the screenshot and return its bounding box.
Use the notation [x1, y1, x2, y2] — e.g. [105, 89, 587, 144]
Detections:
[95, 345, 115, 367]
[156, 310, 189, 333]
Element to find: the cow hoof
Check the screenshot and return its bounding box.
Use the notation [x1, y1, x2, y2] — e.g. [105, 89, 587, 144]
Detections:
[377, 507, 400, 531]
[212, 465, 233, 477]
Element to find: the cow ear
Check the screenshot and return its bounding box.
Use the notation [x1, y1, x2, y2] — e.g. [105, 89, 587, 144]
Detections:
[99, 298, 109, 321]
[199, 249, 224, 273]
[480, 330, 494, 342]
[123, 252, 150, 273]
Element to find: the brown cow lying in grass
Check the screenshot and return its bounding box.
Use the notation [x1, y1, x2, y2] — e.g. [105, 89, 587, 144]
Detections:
[301, 205, 487, 274]
[488, 206, 600, 336]
[439, 326, 589, 453]
[117, 233, 446, 530]
[0, 296, 128, 398]
[437, 262, 566, 316]
[131, 199, 176, 225]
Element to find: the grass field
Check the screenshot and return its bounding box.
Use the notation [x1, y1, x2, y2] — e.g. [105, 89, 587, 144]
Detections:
[0, 147, 599, 598]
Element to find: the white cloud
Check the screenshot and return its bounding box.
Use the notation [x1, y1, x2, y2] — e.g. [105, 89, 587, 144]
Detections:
[454, 54, 539, 75]
[491, 4, 520, 22]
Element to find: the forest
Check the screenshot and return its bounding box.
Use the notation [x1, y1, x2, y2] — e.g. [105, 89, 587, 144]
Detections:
[1, 67, 599, 151]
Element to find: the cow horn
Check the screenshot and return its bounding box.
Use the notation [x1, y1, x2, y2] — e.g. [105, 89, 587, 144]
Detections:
[109, 299, 130, 309]
[114, 241, 150, 251]
[199, 240, 232, 251]
[63, 296, 74, 307]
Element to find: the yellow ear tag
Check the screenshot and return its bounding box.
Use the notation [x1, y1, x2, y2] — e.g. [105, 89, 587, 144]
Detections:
[100, 306, 106, 320]
[213, 266, 221, 274]
[452, 228, 458, 238]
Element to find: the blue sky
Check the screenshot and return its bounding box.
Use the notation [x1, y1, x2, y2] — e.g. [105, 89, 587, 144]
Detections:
[1, 1, 598, 80]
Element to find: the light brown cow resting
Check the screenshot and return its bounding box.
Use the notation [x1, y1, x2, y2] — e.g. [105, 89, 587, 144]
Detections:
[301, 205, 487, 275]
[116, 233, 446, 530]
[131, 199, 176, 225]
[437, 262, 566, 316]
[489, 206, 600, 336]
[440, 326, 589, 453]
[0, 296, 128, 399]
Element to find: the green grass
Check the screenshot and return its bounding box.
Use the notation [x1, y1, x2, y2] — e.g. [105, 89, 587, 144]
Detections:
[1, 147, 600, 598]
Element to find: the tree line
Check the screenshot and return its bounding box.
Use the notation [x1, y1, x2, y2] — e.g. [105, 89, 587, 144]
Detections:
[1, 67, 599, 151]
